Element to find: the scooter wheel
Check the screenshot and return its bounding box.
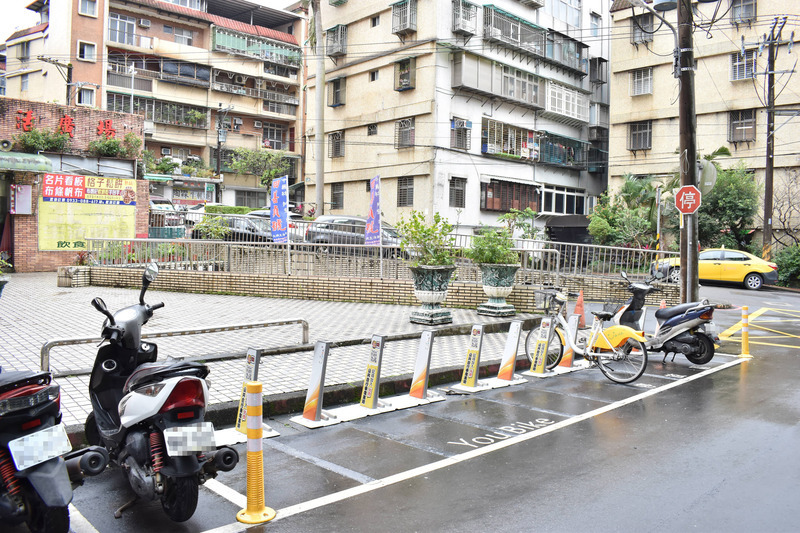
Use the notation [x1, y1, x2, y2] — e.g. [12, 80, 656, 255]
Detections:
[26, 493, 69, 533]
[684, 334, 715, 365]
[161, 476, 199, 522]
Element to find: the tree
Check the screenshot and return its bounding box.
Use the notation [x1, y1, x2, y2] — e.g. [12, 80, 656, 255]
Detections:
[229, 148, 291, 187]
[765, 169, 800, 248]
[696, 162, 759, 248]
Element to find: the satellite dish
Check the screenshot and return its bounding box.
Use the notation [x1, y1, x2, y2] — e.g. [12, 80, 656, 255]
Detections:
[697, 159, 718, 194]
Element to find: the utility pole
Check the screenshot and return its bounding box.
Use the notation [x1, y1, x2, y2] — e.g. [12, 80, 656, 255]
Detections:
[216, 104, 234, 203]
[677, 0, 698, 303]
[311, 0, 325, 216]
[37, 56, 72, 105]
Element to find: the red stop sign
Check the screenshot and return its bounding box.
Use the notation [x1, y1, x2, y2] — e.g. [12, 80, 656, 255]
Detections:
[675, 185, 701, 214]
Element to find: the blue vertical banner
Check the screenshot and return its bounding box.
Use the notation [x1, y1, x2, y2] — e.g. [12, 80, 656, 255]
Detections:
[270, 175, 289, 244]
[365, 175, 381, 247]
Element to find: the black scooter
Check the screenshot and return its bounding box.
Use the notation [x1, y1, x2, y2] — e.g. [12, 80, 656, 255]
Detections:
[1, 283, 108, 533]
[84, 262, 238, 522]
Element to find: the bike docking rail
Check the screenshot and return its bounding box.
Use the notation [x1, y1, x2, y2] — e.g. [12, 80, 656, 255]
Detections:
[40, 318, 310, 374]
[451, 322, 528, 393]
[290, 332, 446, 429]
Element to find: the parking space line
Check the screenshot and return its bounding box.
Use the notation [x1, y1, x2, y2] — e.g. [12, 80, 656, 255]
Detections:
[203, 478, 247, 509]
[719, 307, 769, 339]
[68, 503, 99, 533]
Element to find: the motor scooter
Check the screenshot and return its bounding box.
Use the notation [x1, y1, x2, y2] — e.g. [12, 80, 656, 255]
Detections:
[614, 272, 717, 365]
[84, 262, 238, 522]
[1, 281, 108, 533]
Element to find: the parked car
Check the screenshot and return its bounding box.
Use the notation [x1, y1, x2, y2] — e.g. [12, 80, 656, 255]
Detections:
[149, 196, 183, 226]
[304, 215, 404, 257]
[651, 247, 778, 290]
[190, 214, 272, 242]
[184, 202, 224, 226]
[247, 210, 305, 242]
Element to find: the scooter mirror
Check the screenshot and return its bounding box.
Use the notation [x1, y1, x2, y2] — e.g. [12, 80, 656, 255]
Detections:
[654, 271, 664, 280]
[91, 297, 108, 313]
[621, 271, 629, 280]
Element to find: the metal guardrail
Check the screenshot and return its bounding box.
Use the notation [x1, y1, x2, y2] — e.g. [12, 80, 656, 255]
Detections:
[40, 319, 309, 373]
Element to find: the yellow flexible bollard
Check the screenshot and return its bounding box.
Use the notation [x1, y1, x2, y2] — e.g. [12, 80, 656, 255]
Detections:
[739, 306, 752, 358]
[236, 381, 276, 524]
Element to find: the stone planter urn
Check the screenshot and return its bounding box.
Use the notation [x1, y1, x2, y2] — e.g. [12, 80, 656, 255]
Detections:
[409, 265, 457, 325]
[0, 277, 8, 297]
[477, 263, 520, 316]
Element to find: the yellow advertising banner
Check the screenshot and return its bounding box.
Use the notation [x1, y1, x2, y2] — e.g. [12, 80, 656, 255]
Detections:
[37, 174, 137, 251]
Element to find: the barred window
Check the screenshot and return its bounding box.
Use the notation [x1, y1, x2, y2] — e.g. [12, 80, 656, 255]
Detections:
[731, 49, 756, 81]
[450, 118, 471, 150]
[449, 177, 466, 208]
[331, 183, 344, 210]
[732, 0, 756, 23]
[628, 121, 652, 151]
[367, 123, 378, 136]
[630, 68, 652, 96]
[631, 14, 653, 44]
[397, 177, 414, 207]
[395, 118, 415, 149]
[395, 57, 416, 91]
[329, 131, 345, 158]
[728, 109, 756, 142]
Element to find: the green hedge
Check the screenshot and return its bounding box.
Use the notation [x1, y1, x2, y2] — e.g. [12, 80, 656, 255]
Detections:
[205, 206, 255, 215]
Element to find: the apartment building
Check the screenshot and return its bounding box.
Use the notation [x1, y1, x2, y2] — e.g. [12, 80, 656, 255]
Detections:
[2, 0, 304, 208]
[306, 0, 611, 235]
[609, 0, 800, 236]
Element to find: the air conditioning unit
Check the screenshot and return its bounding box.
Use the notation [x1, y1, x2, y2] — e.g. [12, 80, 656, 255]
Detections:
[254, 120, 263, 128]
[161, 147, 172, 155]
[138, 19, 151, 28]
[233, 118, 243, 125]
[234, 74, 247, 84]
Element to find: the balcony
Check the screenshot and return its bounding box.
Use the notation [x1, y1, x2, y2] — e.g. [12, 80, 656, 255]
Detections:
[452, 52, 544, 112]
[107, 31, 153, 50]
[211, 80, 299, 105]
[452, 1, 477, 36]
[538, 131, 588, 170]
[542, 31, 589, 78]
[483, 6, 546, 57]
[517, 0, 544, 7]
[213, 28, 301, 68]
[392, 0, 417, 36]
[327, 25, 347, 58]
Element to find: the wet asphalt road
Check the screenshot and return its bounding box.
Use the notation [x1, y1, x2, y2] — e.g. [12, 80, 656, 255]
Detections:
[12, 283, 800, 532]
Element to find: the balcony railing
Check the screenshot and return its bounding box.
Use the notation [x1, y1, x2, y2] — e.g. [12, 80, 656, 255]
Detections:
[107, 32, 153, 49]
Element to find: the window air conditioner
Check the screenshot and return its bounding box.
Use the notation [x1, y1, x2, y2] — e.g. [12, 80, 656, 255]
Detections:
[254, 120, 263, 128]
[161, 147, 172, 155]
[234, 74, 246, 84]
[139, 19, 151, 28]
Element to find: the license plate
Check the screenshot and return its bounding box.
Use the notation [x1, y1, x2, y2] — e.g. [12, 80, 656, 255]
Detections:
[705, 322, 717, 339]
[163, 422, 216, 456]
[9, 424, 73, 471]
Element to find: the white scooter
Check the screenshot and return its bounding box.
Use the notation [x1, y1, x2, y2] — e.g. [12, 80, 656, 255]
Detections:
[84, 263, 238, 522]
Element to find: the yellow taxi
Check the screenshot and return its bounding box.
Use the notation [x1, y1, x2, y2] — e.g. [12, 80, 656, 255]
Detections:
[651, 248, 778, 290]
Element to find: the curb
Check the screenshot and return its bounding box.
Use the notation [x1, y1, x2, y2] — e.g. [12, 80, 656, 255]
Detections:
[64, 317, 542, 444]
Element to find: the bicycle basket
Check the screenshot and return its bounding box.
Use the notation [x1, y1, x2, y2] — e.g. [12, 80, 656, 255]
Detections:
[602, 300, 624, 315]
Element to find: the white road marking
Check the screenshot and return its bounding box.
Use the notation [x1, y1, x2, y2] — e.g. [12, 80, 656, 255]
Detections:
[203, 478, 247, 509]
[69, 503, 99, 533]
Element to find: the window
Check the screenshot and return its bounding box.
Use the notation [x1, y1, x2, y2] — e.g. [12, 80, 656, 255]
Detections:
[731, 49, 756, 81]
[591, 13, 601, 37]
[330, 183, 344, 209]
[631, 14, 653, 44]
[369, 70, 379, 82]
[729, 109, 756, 142]
[731, 0, 755, 24]
[367, 123, 378, 136]
[236, 190, 267, 209]
[329, 131, 345, 158]
[0, 75, 5, 96]
[263, 122, 286, 149]
[164, 0, 205, 8]
[392, 0, 417, 35]
[328, 78, 346, 107]
[480, 180, 539, 212]
[17, 41, 30, 60]
[108, 13, 136, 45]
[397, 177, 414, 207]
[326, 25, 347, 56]
[164, 25, 173, 34]
[78, 41, 96, 62]
[395, 58, 416, 91]
[552, 0, 581, 28]
[628, 121, 652, 151]
[395, 118, 415, 149]
[450, 118, 471, 150]
[79, 0, 97, 16]
[449, 177, 466, 208]
[20, 74, 29, 92]
[78, 87, 95, 106]
[371, 15, 380, 27]
[174, 28, 193, 46]
[631, 68, 652, 95]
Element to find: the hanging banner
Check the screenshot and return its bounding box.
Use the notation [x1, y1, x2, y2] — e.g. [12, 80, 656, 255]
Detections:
[497, 321, 522, 381]
[461, 325, 484, 387]
[359, 335, 385, 409]
[38, 174, 137, 250]
[270, 175, 289, 243]
[365, 175, 381, 247]
[235, 348, 263, 434]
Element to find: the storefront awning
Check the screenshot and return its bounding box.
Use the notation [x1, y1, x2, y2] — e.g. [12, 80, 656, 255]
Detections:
[0, 152, 52, 172]
[144, 174, 174, 182]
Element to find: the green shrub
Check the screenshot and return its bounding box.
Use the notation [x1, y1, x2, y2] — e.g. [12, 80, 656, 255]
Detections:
[206, 205, 253, 215]
[13, 128, 71, 153]
[395, 211, 456, 267]
[87, 138, 124, 157]
[775, 245, 800, 287]
[466, 227, 518, 264]
[193, 215, 231, 240]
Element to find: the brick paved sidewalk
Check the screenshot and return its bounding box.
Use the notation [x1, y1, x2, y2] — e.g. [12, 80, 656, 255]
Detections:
[0, 273, 541, 433]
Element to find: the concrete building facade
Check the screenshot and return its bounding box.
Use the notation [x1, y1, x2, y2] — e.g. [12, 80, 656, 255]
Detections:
[2, 0, 305, 208]
[305, 0, 611, 235]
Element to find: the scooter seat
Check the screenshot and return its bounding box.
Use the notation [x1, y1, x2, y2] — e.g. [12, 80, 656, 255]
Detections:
[123, 361, 209, 394]
[654, 302, 705, 321]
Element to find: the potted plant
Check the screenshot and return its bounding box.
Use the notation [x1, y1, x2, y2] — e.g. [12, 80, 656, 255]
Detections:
[465, 227, 520, 316]
[395, 211, 457, 325]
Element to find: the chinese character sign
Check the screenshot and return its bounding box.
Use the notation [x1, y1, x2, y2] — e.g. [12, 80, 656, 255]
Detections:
[270, 176, 289, 244]
[41, 174, 136, 205]
[365, 175, 381, 247]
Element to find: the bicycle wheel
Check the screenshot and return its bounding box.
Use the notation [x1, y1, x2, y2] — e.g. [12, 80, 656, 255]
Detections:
[597, 338, 647, 384]
[525, 325, 564, 369]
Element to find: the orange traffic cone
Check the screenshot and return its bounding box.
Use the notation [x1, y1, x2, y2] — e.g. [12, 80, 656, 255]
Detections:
[574, 290, 586, 328]
[660, 299, 667, 309]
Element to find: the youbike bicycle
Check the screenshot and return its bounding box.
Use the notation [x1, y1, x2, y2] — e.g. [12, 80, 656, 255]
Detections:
[524, 290, 649, 384]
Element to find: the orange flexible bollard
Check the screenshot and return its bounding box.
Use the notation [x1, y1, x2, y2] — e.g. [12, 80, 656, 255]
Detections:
[236, 381, 276, 524]
[740, 306, 752, 358]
